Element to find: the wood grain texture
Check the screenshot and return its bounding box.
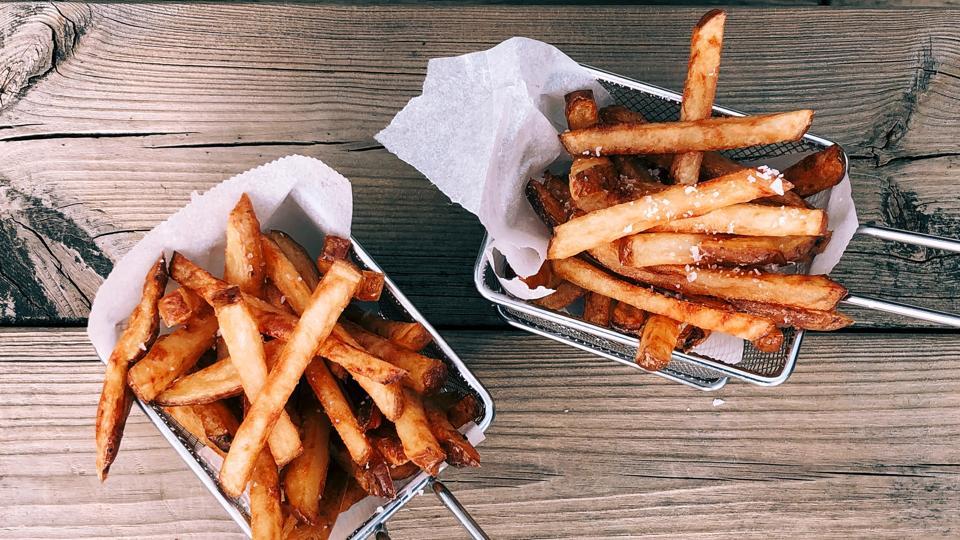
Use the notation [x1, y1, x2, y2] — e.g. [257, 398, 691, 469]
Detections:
[1, 328, 957, 538]
[0, 4, 958, 327]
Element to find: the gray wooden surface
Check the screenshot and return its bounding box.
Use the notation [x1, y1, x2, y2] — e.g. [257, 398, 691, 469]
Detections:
[0, 3, 958, 539]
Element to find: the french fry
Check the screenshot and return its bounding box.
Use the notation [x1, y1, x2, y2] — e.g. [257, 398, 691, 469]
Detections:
[783, 144, 846, 197]
[699, 150, 745, 180]
[671, 9, 726, 185]
[126, 309, 218, 402]
[389, 461, 422, 481]
[553, 257, 783, 352]
[250, 448, 283, 540]
[589, 242, 846, 311]
[338, 477, 369, 514]
[267, 229, 321, 291]
[320, 339, 407, 385]
[341, 321, 447, 395]
[636, 315, 685, 371]
[424, 405, 480, 468]
[316, 257, 384, 302]
[394, 388, 446, 476]
[371, 431, 410, 466]
[262, 234, 314, 315]
[728, 299, 854, 331]
[599, 105, 645, 126]
[757, 191, 811, 208]
[549, 168, 794, 259]
[331, 444, 395, 499]
[611, 302, 647, 334]
[446, 394, 480, 429]
[678, 325, 711, 352]
[357, 398, 383, 432]
[96, 256, 168, 481]
[283, 402, 331, 525]
[352, 374, 405, 422]
[155, 340, 284, 406]
[158, 287, 203, 327]
[648, 203, 827, 237]
[303, 358, 374, 466]
[263, 282, 295, 315]
[533, 281, 586, 310]
[560, 110, 813, 157]
[224, 194, 266, 296]
[526, 173, 578, 228]
[345, 306, 433, 352]
[565, 89, 600, 129]
[285, 467, 347, 540]
[583, 292, 613, 326]
[618, 233, 822, 267]
[171, 252, 303, 467]
[163, 406, 217, 454]
[321, 235, 352, 260]
[195, 400, 241, 453]
[569, 156, 621, 212]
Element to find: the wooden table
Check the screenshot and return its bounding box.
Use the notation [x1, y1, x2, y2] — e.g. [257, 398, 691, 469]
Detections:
[2, 3, 959, 538]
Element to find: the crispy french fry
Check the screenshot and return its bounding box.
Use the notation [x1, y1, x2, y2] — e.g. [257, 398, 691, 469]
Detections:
[224, 194, 266, 296]
[534, 281, 587, 310]
[671, 9, 726, 185]
[757, 191, 811, 208]
[560, 110, 813, 157]
[126, 310, 218, 402]
[303, 358, 374, 466]
[285, 467, 347, 540]
[250, 448, 283, 540]
[171, 253, 303, 467]
[155, 340, 283, 406]
[783, 144, 846, 197]
[352, 374, 405, 422]
[599, 105, 645, 125]
[341, 321, 447, 395]
[322, 235, 352, 260]
[569, 156, 621, 212]
[316, 257, 384, 302]
[424, 405, 480, 468]
[371, 431, 410, 466]
[345, 306, 433, 352]
[618, 233, 821, 267]
[267, 229, 321, 291]
[262, 234, 314, 315]
[589, 242, 846, 311]
[283, 402, 331, 525]
[163, 406, 217, 453]
[394, 388, 446, 476]
[158, 287, 203, 327]
[357, 398, 383, 432]
[389, 461, 421, 481]
[678, 325, 711, 352]
[319, 338, 407, 385]
[565, 89, 600, 129]
[220, 261, 360, 497]
[554, 257, 783, 352]
[96, 256, 168, 481]
[648, 203, 826, 236]
[699, 150, 745, 180]
[263, 282, 295, 315]
[611, 302, 647, 334]
[526, 174, 578, 228]
[637, 315, 685, 371]
[331, 444, 395, 499]
[446, 394, 480, 429]
[195, 400, 241, 453]
[728, 299, 854, 331]
[583, 292, 613, 326]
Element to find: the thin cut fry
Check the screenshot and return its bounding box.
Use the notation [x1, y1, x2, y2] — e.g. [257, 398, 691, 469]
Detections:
[648, 203, 827, 237]
[164, 406, 218, 454]
[158, 287, 203, 327]
[618, 233, 821, 267]
[424, 405, 480, 468]
[96, 256, 167, 481]
[283, 402, 331, 525]
[699, 151, 745, 179]
[553, 257, 782, 352]
[316, 257, 384, 302]
[589, 242, 846, 311]
[729, 299, 854, 331]
[549, 168, 794, 259]
[126, 310, 218, 402]
[195, 401, 240, 453]
[371, 431, 410, 466]
[783, 144, 846, 197]
[250, 448, 283, 540]
[267, 229, 321, 291]
[331, 445, 395, 499]
[262, 234, 314, 315]
[611, 302, 647, 334]
[320, 338, 407, 385]
[671, 9, 726, 185]
[357, 398, 383, 432]
[352, 373, 405, 422]
[394, 387, 446, 476]
[526, 174, 578, 227]
[304, 358, 374, 466]
[560, 110, 813, 157]
[637, 315, 685, 371]
[583, 292, 613, 326]
[341, 321, 447, 395]
[285, 467, 347, 540]
[224, 194, 266, 296]
[569, 156, 620, 212]
[345, 306, 433, 352]
[533, 281, 586, 310]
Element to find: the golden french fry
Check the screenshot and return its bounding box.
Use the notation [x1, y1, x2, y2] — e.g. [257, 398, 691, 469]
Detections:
[565, 89, 600, 129]
[345, 306, 433, 352]
[446, 394, 480, 430]
[548, 168, 793, 259]
[341, 321, 447, 395]
[590, 242, 846, 311]
[267, 229, 321, 291]
[671, 9, 726, 185]
[262, 234, 314, 315]
[636, 315, 685, 371]
[126, 309, 218, 402]
[371, 431, 410, 466]
[647, 202, 826, 237]
[728, 299, 854, 331]
[352, 373, 405, 422]
[783, 144, 846, 197]
[569, 156, 620, 212]
[250, 448, 283, 540]
[163, 406, 217, 453]
[262, 282, 295, 315]
[283, 402, 331, 525]
[582, 292, 613, 326]
[304, 358, 374, 466]
[195, 400, 241, 454]
[224, 194, 266, 296]
[331, 444, 395, 499]
[553, 257, 783, 352]
[394, 388, 446, 476]
[559, 110, 813, 157]
[424, 405, 480, 468]
[316, 256, 384, 302]
[618, 233, 821, 267]
[599, 104, 645, 125]
[534, 281, 586, 310]
[611, 302, 647, 334]
[320, 338, 407, 385]
[96, 256, 168, 482]
[285, 467, 347, 540]
[158, 287, 203, 327]
[357, 398, 383, 432]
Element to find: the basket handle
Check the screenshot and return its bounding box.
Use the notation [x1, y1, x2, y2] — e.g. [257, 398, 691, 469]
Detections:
[432, 480, 490, 539]
[857, 224, 960, 253]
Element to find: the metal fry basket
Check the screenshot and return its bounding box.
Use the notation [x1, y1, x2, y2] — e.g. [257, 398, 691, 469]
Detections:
[474, 65, 960, 391]
[133, 239, 494, 539]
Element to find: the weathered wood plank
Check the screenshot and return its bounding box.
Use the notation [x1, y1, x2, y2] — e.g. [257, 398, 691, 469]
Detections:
[1, 328, 957, 538]
[0, 4, 958, 328]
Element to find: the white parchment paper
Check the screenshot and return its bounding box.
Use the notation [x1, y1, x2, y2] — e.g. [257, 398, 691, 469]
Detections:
[376, 38, 859, 365]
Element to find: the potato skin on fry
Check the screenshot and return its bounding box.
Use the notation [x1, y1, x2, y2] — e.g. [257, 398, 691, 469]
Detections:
[783, 144, 846, 198]
[394, 388, 446, 476]
[282, 403, 331, 525]
[224, 193, 266, 296]
[341, 321, 448, 395]
[637, 315, 685, 371]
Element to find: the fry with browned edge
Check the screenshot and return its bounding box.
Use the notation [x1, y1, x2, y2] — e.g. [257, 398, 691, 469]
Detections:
[345, 305, 433, 351]
[195, 400, 240, 453]
[618, 233, 822, 267]
[648, 203, 826, 237]
[611, 302, 647, 334]
[303, 357, 374, 467]
[250, 448, 283, 540]
[534, 281, 586, 310]
[394, 387, 446, 476]
[341, 321, 447, 395]
[283, 401, 331, 525]
[158, 287, 203, 327]
[637, 315, 685, 371]
[424, 405, 480, 468]
[224, 194, 266, 296]
[155, 340, 283, 406]
[583, 292, 613, 326]
[728, 299, 854, 331]
[783, 144, 846, 197]
[96, 256, 167, 481]
[331, 444, 395, 499]
[267, 229, 321, 290]
[671, 9, 726, 185]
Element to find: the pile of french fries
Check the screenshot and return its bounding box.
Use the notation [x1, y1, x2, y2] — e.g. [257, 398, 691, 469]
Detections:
[95, 194, 480, 539]
[524, 10, 853, 371]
